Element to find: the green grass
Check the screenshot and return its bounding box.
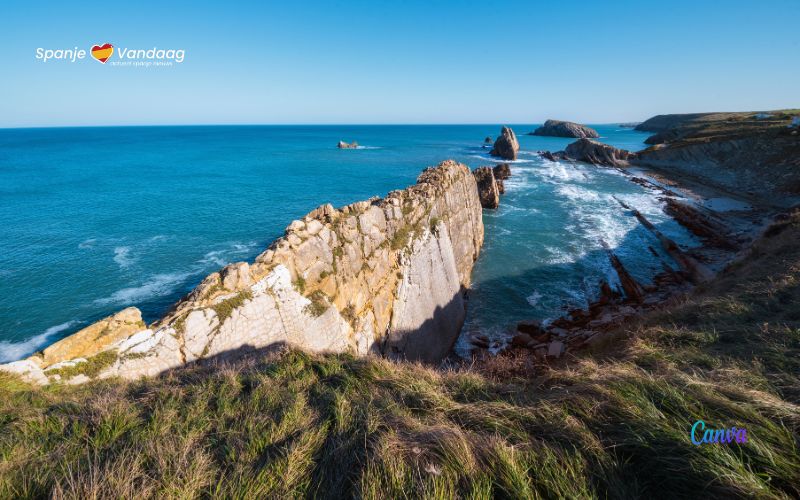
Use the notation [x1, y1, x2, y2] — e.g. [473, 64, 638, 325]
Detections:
[211, 290, 253, 324]
[45, 349, 119, 381]
[1, 217, 799, 498]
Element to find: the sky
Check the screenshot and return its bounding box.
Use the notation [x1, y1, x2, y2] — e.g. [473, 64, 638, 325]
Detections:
[0, 0, 798, 127]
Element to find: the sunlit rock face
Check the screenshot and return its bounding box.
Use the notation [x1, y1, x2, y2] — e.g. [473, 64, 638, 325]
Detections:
[4, 160, 484, 384]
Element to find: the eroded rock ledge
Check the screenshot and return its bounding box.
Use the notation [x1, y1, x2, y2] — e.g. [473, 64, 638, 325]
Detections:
[4, 160, 484, 384]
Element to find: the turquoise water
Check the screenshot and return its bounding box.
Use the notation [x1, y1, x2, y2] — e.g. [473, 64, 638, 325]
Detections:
[0, 125, 693, 362]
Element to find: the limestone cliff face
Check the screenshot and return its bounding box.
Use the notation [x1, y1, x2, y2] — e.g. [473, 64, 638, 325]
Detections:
[3, 160, 484, 384]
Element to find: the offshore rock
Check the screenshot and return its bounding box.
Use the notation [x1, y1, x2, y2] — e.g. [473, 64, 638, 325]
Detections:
[532, 119, 600, 139]
[493, 163, 511, 180]
[563, 139, 633, 167]
[490, 126, 520, 160]
[337, 140, 359, 149]
[473, 167, 500, 209]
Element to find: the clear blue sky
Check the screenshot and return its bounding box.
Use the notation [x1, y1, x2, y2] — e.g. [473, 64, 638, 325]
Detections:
[1, 0, 798, 127]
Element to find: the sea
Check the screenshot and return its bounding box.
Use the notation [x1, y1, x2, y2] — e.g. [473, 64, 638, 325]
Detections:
[0, 125, 698, 362]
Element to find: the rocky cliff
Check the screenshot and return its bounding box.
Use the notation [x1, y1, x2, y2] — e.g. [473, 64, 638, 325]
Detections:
[3, 160, 484, 384]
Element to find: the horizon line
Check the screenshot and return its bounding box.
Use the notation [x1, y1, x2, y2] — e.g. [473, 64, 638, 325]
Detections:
[0, 121, 649, 131]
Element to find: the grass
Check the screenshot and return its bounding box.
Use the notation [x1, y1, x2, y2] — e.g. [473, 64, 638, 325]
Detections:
[1, 217, 799, 498]
[211, 290, 253, 324]
[45, 350, 119, 381]
[390, 221, 424, 252]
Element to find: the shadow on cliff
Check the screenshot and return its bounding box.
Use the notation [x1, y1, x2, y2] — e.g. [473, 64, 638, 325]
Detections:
[377, 285, 468, 364]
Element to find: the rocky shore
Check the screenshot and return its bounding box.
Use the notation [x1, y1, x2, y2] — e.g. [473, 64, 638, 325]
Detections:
[469, 110, 799, 364]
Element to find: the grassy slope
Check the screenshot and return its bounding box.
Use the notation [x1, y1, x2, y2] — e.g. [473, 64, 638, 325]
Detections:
[638, 109, 800, 146]
[1, 215, 799, 499]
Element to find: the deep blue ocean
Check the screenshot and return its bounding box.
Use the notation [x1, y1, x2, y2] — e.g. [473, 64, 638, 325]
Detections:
[0, 125, 696, 361]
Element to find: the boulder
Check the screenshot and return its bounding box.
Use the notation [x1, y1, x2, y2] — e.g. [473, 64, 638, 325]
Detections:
[38, 307, 145, 368]
[538, 150, 558, 162]
[516, 320, 543, 335]
[489, 126, 519, 160]
[511, 333, 533, 347]
[484, 136, 493, 144]
[493, 163, 511, 180]
[472, 167, 500, 209]
[563, 139, 633, 167]
[337, 140, 359, 149]
[531, 119, 600, 139]
[492, 164, 511, 194]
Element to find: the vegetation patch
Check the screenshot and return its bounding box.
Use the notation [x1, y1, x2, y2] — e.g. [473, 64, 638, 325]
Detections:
[171, 313, 188, 335]
[293, 275, 307, 294]
[303, 291, 329, 317]
[212, 290, 253, 324]
[45, 349, 118, 381]
[429, 216, 441, 233]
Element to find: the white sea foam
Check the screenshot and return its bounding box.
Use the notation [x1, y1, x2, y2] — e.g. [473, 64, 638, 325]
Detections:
[200, 241, 258, 267]
[113, 246, 136, 269]
[78, 238, 97, 249]
[468, 154, 535, 164]
[94, 272, 196, 306]
[544, 245, 580, 265]
[526, 290, 542, 306]
[541, 161, 587, 182]
[0, 320, 80, 363]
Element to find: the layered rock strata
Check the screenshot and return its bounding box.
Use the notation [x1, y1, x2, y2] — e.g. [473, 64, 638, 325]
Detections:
[473, 167, 500, 209]
[3, 160, 484, 384]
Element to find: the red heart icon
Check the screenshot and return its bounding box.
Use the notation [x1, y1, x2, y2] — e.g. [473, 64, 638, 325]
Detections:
[91, 43, 114, 63]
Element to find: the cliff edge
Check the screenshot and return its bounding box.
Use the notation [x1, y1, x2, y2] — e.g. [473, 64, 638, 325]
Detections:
[3, 160, 484, 384]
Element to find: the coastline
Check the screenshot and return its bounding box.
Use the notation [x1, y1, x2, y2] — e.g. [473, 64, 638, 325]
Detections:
[469, 113, 797, 362]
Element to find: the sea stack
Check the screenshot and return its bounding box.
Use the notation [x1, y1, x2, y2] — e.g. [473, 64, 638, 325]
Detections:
[473, 167, 500, 209]
[337, 140, 359, 149]
[489, 126, 519, 160]
[532, 119, 600, 139]
[492, 163, 511, 194]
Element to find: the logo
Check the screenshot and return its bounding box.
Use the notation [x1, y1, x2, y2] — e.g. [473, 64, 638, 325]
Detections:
[35, 43, 185, 67]
[90, 43, 114, 63]
[690, 420, 748, 445]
